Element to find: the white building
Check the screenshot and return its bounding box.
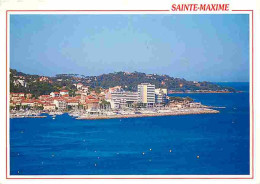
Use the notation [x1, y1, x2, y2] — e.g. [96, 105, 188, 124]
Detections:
[67, 100, 79, 107]
[155, 88, 168, 105]
[14, 79, 27, 87]
[53, 99, 67, 110]
[43, 103, 56, 111]
[60, 90, 69, 96]
[50, 92, 60, 98]
[110, 91, 138, 109]
[138, 83, 155, 106]
[81, 86, 89, 93]
[109, 86, 122, 93]
[155, 88, 167, 95]
[77, 83, 83, 90]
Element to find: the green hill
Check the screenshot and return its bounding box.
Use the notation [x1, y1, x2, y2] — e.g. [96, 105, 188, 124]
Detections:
[10, 69, 235, 97]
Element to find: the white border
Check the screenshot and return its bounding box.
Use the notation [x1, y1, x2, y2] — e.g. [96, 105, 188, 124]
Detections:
[5, 10, 253, 180]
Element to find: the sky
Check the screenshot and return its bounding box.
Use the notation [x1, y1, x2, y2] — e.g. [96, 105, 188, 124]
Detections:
[10, 14, 249, 82]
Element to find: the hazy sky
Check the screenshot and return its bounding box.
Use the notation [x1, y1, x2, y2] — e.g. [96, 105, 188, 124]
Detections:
[10, 14, 249, 82]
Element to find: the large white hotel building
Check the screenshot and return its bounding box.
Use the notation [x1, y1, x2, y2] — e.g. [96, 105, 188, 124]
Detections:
[108, 83, 167, 109]
[138, 83, 156, 106]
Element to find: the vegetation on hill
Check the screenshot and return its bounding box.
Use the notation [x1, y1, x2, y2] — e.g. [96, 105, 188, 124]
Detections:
[169, 96, 194, 102]
[10, 69, 236, 97]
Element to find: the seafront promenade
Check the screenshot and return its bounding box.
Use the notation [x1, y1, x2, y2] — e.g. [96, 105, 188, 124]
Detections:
[10, 108, 219, 120]
[76, 108, 219, 120]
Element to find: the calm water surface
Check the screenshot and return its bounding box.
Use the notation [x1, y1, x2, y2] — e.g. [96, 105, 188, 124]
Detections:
[10, 82, 250, 175]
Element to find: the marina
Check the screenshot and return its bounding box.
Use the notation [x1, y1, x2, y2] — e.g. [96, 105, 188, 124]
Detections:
[10, 107, 219, 120]
[75, 108, 219, 120]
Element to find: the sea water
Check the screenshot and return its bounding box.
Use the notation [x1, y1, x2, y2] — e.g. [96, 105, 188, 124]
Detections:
[10, 82, 250, 175]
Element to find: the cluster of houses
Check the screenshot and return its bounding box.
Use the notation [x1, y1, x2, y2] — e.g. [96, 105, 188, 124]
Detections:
[12, 75, 53, 88]
[10, 83, 104, 111]
[10, 82, 202, 112]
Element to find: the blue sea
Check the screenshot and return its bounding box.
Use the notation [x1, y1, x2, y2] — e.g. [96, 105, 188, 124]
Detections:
[10, 82, 250, 175]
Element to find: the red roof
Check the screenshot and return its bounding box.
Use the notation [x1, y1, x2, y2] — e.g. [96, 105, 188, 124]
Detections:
[54, 98, 66, 102]
[61, 94, 69, 97]
[36, 101, 44, 104]
[60, 90, 69, 92]
[21, 99, 35, 103]
[86, 95, 96, 100]
[53, 97, 62, 100]
[40, 95, 50, 98]
[43, 103, 55, 106]
[11, 92, 25, 95]
[66, 100, 79, 103]
[85, 99, 99, 103]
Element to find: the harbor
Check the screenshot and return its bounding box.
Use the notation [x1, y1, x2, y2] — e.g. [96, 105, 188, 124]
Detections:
[75, 108, 219, 120]
[10, 107, 219, 120]
[10, 82, 223, 120]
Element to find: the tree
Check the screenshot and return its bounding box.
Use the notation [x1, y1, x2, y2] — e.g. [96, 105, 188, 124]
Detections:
[10, 69, 236, 96]
[35, 106, 44, 110]
[68, 105, 73, 111]
[184, 97, 194, 102]
[100, 100, 111, 110]
[169, 96, 194, 102]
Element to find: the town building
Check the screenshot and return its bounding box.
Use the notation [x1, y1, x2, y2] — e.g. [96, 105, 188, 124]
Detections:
[75, 90, 84, 95]
[39, 76, 50, 82]
[43, 103, 56, 111]
[85, 97, 99, 110]
[155, 88, 167, 95]
[155, 88, 168, 105]
[138, 83, 155, 107]
[26, 93, 33, 99]
[81, 86, 89, 93]
[10, 93, 25, 98]
[13, 79, 27, 87]
[10, 93, 25, 106]
[80, 94, 99, 110]
[66, 99, 79, 108]
[39, 95, 51, 100]
[60, 90, 69, 96]
[50, 92, 60, 98]
[109, 86, 122, 93]
[76, 83, 83, 90]
[21, 99, 35, 107]
[110, 91, 138, 109]
[53, 99, 67, 110]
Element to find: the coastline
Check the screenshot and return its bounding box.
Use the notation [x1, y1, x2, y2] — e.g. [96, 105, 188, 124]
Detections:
[10, 108, 220, 120]
[76, 108, 219, 120]
[11, 115, 47, 119]
[168, 91, 238, 94]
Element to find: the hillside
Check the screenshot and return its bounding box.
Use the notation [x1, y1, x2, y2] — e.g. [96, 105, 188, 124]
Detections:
[10, 69, 236, 97]
[87, 72, 235, 92]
